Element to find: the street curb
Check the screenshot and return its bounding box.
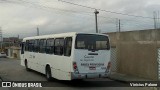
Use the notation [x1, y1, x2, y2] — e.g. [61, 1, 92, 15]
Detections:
[108, 73, 152, 82]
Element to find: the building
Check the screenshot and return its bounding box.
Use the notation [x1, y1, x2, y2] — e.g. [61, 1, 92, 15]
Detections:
[106, 29, 160, 80]
[6, 46, 21, 59]
[2, 37, 21, 48]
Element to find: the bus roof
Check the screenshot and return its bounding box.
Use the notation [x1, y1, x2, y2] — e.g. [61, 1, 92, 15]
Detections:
[23, 32, 108, 41]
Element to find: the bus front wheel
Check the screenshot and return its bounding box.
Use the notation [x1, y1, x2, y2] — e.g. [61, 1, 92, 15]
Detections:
[46, 66, 52, 81]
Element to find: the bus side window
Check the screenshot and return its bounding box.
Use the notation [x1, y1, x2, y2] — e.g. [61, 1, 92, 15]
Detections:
[64, 37, 72, 56]
[46, 38, 54, 54]
[39, 39, 46, 53]
[34, 39, 39, 52]
[28, 40, 35, 52]
[28, 40, 31, 52]
[54, 38, 64, 55]
[25, 40, 29, 51]
[21, 42, 24, 54]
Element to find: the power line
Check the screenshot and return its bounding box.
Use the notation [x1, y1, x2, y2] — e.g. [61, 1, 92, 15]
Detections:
[58, 0, 153, 19]
[0, 0, 117, 22]
[0, 0, 95, 20]
[11, 0, 92, 14]
[16, 0, 151, 21]
[1, 0, 155, 28]
[1, 0, 155, 24]
[0, 0, 155, 32]
[17, 0, 155, 24]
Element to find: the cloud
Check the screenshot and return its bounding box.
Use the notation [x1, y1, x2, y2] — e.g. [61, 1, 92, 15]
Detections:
[30, 17, 49, 26]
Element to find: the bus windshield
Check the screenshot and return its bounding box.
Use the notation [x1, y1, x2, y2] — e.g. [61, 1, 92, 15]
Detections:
[75, 34, 110, 50]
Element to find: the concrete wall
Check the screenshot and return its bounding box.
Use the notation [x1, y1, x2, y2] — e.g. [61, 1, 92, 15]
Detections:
[6, 46, 21, 60]
[106, 29, 160, 80]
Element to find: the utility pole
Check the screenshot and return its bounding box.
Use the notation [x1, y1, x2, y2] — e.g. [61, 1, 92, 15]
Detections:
[37, 27, 39, 36]
[116, 18, 118, 32]
[153, 11, 157, 29]
[158, 11, 160, 29]
[116, 18, 121, 32]
[118, 19, 121, 32]
[94, 9, 99, 33]
[0, 27, 2, 51]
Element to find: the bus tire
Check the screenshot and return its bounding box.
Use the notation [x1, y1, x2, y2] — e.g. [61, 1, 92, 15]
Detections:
[25, 60, 30, 71]
[46, 66, 52, 81]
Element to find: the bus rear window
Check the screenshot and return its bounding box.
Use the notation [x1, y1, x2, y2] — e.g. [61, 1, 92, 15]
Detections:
[75, 34, 110, 50]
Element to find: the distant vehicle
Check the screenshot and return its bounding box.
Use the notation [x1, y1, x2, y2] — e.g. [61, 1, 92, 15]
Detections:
[20, 32, 111, 81]
[0, 52, 7, 58]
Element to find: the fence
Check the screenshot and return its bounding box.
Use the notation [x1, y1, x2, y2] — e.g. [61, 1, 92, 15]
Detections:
[110, 47, 117, 73]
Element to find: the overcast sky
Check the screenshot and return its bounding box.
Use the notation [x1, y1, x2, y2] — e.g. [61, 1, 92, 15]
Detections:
[0, 0, 160, 38]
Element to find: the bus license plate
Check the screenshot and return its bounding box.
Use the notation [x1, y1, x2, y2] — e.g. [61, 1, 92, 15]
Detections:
[89, 66, 96, 70]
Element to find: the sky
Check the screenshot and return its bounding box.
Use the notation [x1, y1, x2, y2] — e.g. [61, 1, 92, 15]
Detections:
[0, 0, 160, 38]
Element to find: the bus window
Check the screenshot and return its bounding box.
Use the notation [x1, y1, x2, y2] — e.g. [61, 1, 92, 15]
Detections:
[34, 39, 39, 52]
[54, 38, 64, 55]
[46, 38, 54, 54]
[64, 37, 72, 56]
[75, 34, 110, 50]
[25, 40, 29, 51]
[39, 39, 46, 53]
[21, 42, 24, 54]
[28, 40, 35, 52]
[76, 41, 85, 49]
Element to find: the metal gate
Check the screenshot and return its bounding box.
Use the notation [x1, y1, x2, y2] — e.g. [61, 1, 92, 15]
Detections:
[110, 47, 117, 73]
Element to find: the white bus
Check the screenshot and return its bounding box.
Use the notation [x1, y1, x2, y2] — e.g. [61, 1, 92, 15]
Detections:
[20, 32, 111, 81]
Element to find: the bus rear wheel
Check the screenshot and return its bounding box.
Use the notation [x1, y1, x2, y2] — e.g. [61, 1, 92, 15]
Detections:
[46, 66, 52, 81]
[25, 60, 30, 71]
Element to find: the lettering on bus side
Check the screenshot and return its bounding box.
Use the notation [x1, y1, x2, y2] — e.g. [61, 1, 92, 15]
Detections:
[81, 63, 89, 67]
[82, 55, 94, 61]
[89, 63, 104, 66]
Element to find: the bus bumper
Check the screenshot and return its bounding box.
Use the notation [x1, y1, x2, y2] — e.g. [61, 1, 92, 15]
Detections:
[71, 73, 109, 79]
